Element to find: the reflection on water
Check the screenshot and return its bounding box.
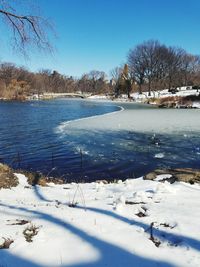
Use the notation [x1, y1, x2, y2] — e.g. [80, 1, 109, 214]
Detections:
[0, 99, 199, 182]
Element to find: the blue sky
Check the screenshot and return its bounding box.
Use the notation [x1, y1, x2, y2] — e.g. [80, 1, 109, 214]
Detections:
[1, 0, 200, 77]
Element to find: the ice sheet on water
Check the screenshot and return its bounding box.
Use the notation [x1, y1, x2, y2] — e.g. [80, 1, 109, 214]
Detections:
[53, 104, 200, 179]
[56, 105, 200, 135]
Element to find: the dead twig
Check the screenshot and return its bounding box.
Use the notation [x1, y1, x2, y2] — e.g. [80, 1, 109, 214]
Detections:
[145, 222, 161, 247]
[125, 201, 146, 205]
[7, 219, 30, 225]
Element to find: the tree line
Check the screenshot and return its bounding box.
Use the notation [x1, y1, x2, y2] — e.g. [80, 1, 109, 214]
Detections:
[0, 64, 112, 100]
[0, 3, 200, 100]
[126, 40, 200, 96]
[111, 40, 200, 98]
[1, 39, 200, 100]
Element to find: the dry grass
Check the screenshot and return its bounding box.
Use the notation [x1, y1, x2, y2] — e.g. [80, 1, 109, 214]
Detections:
[23, 224, 40, 242]
[0, 238, 14, 249]
[19, 170, 64, 186]
[150, 95, 197, 108]
[0, 164, 18, 189]
[20, 171, 49, 186]
[0, 163, 64, 189]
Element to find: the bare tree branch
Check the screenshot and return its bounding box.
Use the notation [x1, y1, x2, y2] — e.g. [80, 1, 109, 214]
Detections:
[0, 1, 54, 56]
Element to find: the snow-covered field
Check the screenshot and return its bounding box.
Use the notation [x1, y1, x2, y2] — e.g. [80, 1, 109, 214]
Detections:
[0, 173, 200, 267]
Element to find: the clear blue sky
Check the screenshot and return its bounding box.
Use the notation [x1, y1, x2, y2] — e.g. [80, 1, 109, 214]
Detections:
[1, 0, 200, 77]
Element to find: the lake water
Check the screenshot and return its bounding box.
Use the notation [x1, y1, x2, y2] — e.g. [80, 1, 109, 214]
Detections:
[0, 99, 199, 182]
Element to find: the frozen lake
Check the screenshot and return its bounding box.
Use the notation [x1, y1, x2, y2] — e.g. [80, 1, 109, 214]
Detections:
[0, 99, 199, 181]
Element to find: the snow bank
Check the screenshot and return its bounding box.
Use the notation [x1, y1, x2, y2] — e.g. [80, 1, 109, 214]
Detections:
[0, 174, 200, 266]
[132, 87, 199, 101]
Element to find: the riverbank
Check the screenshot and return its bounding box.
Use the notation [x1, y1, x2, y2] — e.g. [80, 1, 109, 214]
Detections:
[0, 163, 200, 267]
[1, 87, 200, 109]
[1, 163, 200, 189]
[87, 88, 200, 109]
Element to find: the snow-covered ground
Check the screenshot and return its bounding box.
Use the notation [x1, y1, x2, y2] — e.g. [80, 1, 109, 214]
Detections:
[132, 87, 199, 101]
[88, 87, 200, 106]
[0, 173, 200, 267]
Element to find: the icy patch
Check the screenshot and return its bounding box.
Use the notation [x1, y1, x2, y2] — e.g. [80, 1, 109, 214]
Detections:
[154, 153, 165, 159]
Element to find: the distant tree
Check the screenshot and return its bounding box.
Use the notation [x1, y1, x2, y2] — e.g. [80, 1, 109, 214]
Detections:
[135, 40, 162, 96]
[110, 66, 123, 84]
[114, 76, 123, 97]
[77, 74, 91, 94]
[127, 40, 200, 94]
[110, 66, 123, 97]
[111, 64, 132, 98]
[0, 62, 17, 87]
[128, 43, 147, 94]
[121, 64, 132, 98]
[164, 47, 184, 90]
[87, 70, 106, 93]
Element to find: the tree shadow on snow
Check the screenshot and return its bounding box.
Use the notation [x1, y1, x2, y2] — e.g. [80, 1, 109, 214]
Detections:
[75, 205, 200, 252]
[0, 202, 174, 267]
[1, 181, 200, 267]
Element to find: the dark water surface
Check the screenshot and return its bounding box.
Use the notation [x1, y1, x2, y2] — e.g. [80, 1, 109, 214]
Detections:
[0, 99, 199, 182]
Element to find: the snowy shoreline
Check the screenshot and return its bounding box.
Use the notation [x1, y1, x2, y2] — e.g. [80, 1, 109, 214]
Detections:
[87, 87, 200, 109]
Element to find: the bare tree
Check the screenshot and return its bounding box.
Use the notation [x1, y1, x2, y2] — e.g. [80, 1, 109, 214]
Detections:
[110, 66, 123, 97]
[87, 70, 106, 93]
[0, 0, 53, 55]
[77, 74, 91, 94]
[164, 47, 184, 90]
[110, 66, 123, 84]
[127, 40, 199, 94]
[0, 62, 17, 87]
[128, 43, 148, 94]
